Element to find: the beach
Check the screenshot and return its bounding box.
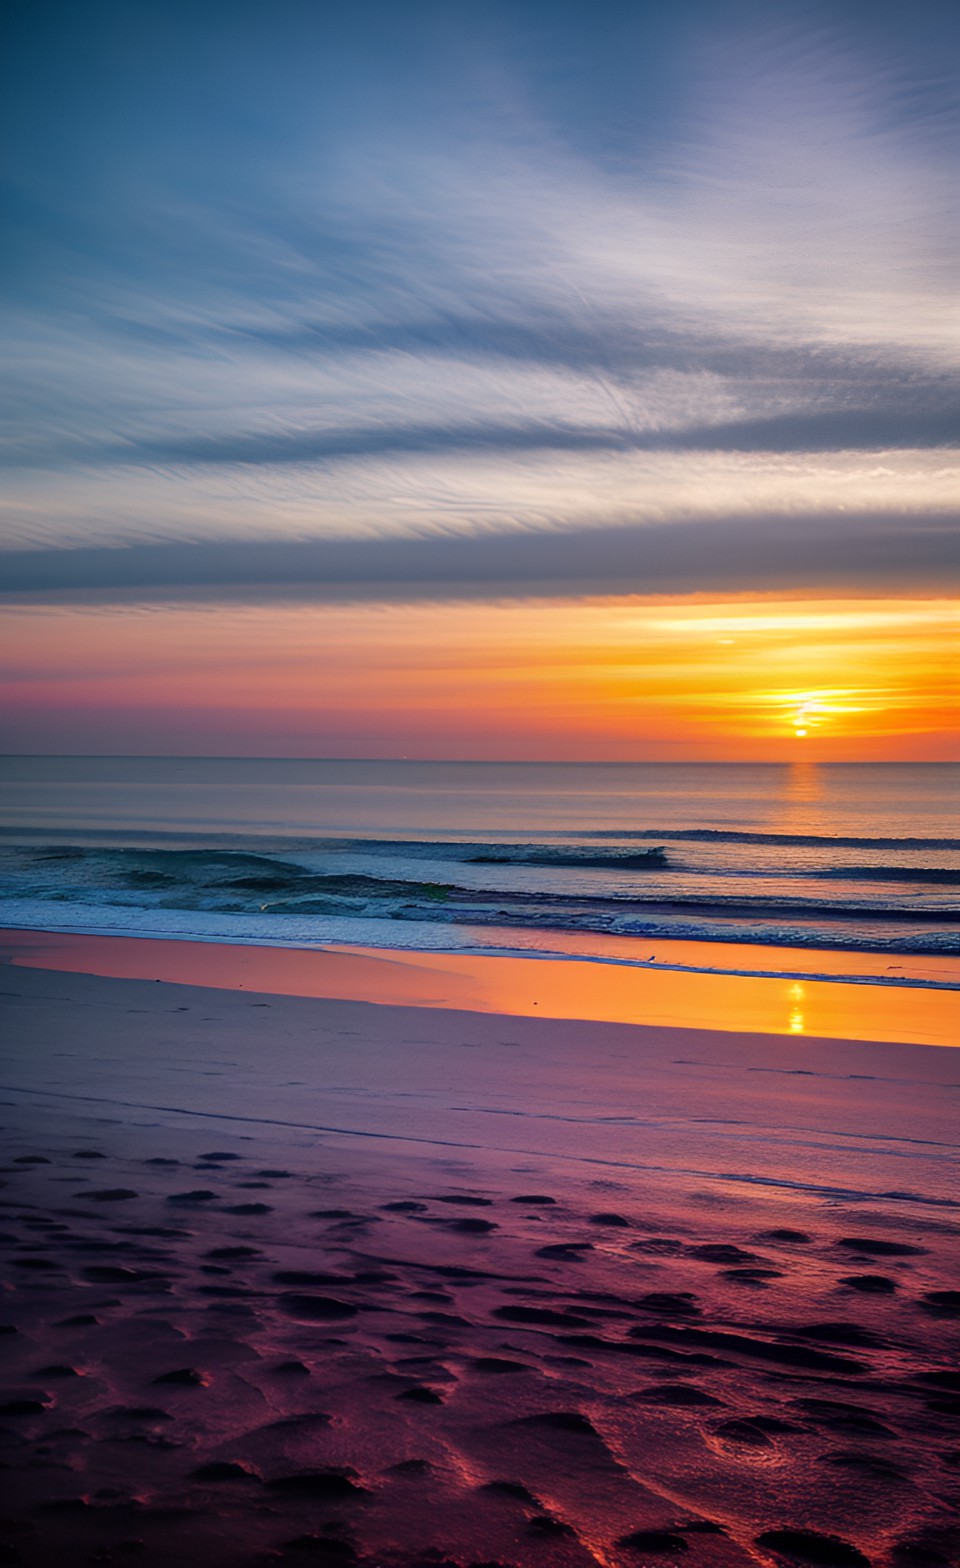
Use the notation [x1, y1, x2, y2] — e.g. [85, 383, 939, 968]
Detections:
[2, 933, 957, 1568]
[6, 0, 960, 1558]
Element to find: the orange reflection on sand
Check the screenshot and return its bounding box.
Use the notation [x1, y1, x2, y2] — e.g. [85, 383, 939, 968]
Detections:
[788, 982, 806, 1032]
[2, 929, 956, 1048]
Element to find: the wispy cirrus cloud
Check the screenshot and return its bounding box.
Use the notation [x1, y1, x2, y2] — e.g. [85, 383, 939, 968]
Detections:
[1, 1, 957, 576]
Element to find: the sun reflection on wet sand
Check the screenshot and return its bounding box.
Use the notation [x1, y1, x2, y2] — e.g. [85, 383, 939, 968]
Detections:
[788, 981, 806, 1033]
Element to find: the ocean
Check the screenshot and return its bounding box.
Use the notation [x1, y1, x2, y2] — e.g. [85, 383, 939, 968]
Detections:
[0, 756, 957, 988]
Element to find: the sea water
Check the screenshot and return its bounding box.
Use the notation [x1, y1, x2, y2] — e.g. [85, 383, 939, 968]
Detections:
[0, 757, 956, 981]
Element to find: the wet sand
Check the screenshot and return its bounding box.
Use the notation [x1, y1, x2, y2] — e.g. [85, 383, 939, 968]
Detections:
[0, 942, 958, 1568]
[3, 928, 958, 1047]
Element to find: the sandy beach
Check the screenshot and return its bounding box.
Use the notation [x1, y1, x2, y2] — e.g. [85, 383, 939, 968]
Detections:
[1, 936, 957, 1568]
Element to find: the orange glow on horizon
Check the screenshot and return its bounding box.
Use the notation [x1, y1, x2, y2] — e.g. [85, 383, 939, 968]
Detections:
[0, 595, 956, 760]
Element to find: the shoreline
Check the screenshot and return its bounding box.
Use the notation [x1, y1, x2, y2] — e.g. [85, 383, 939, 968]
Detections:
[2, 925, 958, 1047]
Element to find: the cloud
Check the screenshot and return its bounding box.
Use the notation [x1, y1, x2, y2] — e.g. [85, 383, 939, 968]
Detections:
[29, 407, 957, 472]
[1, 3, 957, 562]
[2, 511, 955, 605]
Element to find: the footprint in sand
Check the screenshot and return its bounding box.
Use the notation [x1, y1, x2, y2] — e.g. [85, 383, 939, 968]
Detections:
[277, 1293, 359, 1321]
[837, 1236, 925, 1257]
[266, 1470, 366, 1499]
[471, 1357, 531, 1374]
[638, 1292, 701, 1317]
[431, 1194, 494, 1206]
[0, 1397, 52, 1415]
[535, 1241, 593, 1260]
[839, 1274, 897, 1293]
[528, 1514, 578, 1537]
[190, 1460, 258, 1481]
[755, 1526, 870, 1567]
[512, 1410, 598, 1435]
[76, 1187, 139, 1201]
[494, 1304, 591, 1327]
[396, 1385, 444, 1404]
[151, 1367, 207, 1387]
[480, 1479, 539, 1502]
[919, 1290, 960, 1316]
[618, 1528, 690, 1554]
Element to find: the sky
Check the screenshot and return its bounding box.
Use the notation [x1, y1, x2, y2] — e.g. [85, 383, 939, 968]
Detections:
[1, 0, 958, 760]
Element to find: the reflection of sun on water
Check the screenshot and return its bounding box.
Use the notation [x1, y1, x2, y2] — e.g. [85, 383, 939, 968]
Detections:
[785, 757, 822, 803]
[781, 758, 825, 835]
[788, 982, 805, 1033]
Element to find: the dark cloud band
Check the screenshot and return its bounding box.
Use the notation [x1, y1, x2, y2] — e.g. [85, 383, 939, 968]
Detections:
[2, 512, 955, 605]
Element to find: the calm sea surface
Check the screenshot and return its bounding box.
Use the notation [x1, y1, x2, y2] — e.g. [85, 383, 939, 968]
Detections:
[0, 757, 956, 980]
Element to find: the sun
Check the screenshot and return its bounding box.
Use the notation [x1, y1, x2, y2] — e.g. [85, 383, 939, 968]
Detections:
[776, 689, 870, 742]
[792, 698, 819, 736]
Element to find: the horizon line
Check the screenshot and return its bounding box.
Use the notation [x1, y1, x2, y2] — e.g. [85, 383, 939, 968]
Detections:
[1, 754, 956, 767]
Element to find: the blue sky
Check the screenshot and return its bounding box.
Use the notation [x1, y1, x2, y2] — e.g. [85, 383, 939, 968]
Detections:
[1, 0, 958, 602]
